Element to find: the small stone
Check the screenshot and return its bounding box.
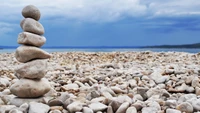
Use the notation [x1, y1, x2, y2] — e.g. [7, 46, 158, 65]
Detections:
[15, 45, 51, 63]
[0, 105, 16, 113]
[126, 106, 137, 113]
[191, 99, 200, 111]
[83, 107, 94, 113]
[107, 106, 113, 113]
[137, 87, 148, 100]
[166, 109, 181, 113]
[192, 76, 199, 87]
[176, 102, 193, 113]
[109, 100, 122, 112]
[19, 103, 29, 113]
[50, 106, 63, 111]
[89, 102, 108, 112]
[142, 107, 159, 113]
[29, 102, 50, 113]
[63, 83, 79, 91]
[0, 98, 5, 105]
[196, 87, 200, 95]
[18, 32, 46, 47]
[10, 78, 51, 98]
[165, 100, 177, 108]
[49, 110, 62, 113]
[67, 101, 83, 113]
[15, 59, 47, 79]
[48, 99, 63, 106]
[9, 109, 23, 113]
[0, 77, 10, 87]
[1, 95, 15, 104]
[22, 5, 41, 21]
[20, 18, 44, 35]
[132, 101, 146, 111]
[116, 102, 130, 113]
[10, 97, 45, 107]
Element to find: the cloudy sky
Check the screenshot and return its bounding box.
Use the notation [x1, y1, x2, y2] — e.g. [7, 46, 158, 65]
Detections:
[1, 0, 200, 47]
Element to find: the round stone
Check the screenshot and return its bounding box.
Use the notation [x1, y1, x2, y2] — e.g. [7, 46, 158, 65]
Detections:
[15, 59, 47, 79]
[18, 32, 46, 47]
[10, 78, 51, 98]
[20, 18, 44, 35]
[22, 5, 41, 21]
[15, 45, 51, 63]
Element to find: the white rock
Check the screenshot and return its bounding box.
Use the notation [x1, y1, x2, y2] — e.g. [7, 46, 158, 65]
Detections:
[29, 102, 50, 113]
[9, 109, 23, 113]
[126, 106, 137, 113]
[67, 101, 83, 113]
[0, 77, 10, 87]
[116, 102, 130, 113]
[176, 102, 193, 113]
[166, 109, 181, 113]
[10, 97, 45, 107]
[0, 105, 16, 113]
[63, 83, 79, 91]
[191, 99, 200, 111]
[83, 107, 94, 113]
[89, 102, 108, 112]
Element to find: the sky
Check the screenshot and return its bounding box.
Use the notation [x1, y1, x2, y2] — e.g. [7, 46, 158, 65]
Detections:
[0, 0, 200, 47]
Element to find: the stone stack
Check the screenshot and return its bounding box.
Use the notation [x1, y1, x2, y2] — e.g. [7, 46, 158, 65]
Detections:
[10, 5, 51, 98]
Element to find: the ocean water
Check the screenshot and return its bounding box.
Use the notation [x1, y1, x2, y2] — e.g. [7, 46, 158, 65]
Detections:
[0, 48, 200, 53]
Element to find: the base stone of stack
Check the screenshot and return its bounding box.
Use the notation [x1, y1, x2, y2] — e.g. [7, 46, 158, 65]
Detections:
[10, 78, 51, 98]
[15, 45, 51, 63]
[9, 97, 45, 107]
[18, 32, 46, 47]
[15, 59, 47, 79]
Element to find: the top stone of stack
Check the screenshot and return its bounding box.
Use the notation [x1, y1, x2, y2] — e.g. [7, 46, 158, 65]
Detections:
[22, 5, 41, 21]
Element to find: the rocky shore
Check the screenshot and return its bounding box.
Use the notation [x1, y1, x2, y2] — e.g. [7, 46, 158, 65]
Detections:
[0, 51, 200, 113]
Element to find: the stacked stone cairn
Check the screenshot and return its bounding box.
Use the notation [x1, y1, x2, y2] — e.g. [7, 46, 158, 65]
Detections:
[10, 5, 51, 98]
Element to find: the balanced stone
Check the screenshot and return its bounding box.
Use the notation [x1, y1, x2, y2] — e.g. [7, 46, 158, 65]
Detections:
[15, 59, 47, 79]
[20, 18, 44, 35]
[18, 32, 46, 47]
[15, 45, 51, 63]
[10, 78, 51, 98]
[22, 5, 41, 21]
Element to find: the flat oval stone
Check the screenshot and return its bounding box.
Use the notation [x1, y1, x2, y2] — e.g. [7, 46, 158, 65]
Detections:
[15, 59, 47, 79]
[18, 32, 46, 47]
[22, 5, 41, 21]
[15, 45, 51, 63]
[21, 18, 44, 35]
[10, 78, 51, 98]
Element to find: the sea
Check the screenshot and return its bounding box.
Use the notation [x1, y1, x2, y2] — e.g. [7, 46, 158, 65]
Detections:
[0, 48, 200, 53]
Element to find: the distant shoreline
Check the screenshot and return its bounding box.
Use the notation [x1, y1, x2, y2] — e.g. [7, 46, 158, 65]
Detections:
[1, 42, 200, 49]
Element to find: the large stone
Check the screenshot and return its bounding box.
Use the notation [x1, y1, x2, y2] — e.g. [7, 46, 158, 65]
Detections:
[20, 18, 44, 35]
[22, 5, 41, 21]
[10, 78, 51, 98]
[15, 59, 47, 79]
[18, 32, 46, 47]
[15, 45, 51, 63]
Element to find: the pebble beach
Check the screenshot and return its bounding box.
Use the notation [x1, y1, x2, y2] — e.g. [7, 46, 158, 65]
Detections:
[1, 51, 200, 113]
